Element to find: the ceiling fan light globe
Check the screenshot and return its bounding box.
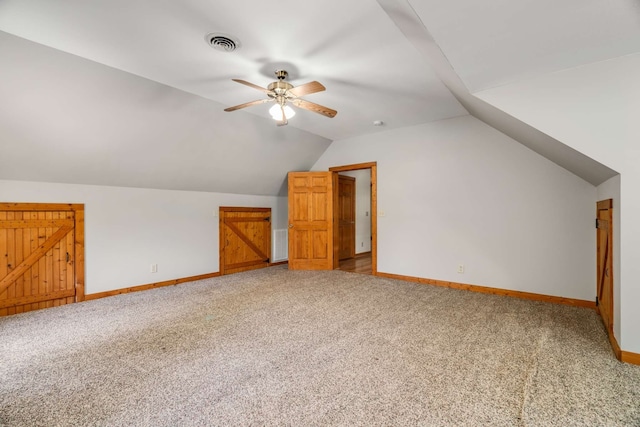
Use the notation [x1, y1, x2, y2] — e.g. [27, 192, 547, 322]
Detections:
[269, 104, 282, 120]
[269, 104, 296, 121]
[283, 105, 296, 119]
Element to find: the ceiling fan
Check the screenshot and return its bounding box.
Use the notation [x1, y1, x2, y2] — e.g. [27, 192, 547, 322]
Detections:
[224, 70, 337, 126]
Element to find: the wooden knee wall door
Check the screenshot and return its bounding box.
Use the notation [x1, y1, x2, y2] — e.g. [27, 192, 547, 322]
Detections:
[219, 207, 271, 275]
[0, 203, 85, 316]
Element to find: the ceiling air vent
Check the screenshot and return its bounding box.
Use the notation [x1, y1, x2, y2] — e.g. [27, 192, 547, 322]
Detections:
[205, 33, 240, 52]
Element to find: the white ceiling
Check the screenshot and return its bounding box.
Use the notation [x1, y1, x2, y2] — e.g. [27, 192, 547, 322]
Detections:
[0, 32, 331, 196]
[409, 0, 640, 92]
[0, 0, 466, 140]
[0, 0, 633, 195]
[377, 0, 620, 185]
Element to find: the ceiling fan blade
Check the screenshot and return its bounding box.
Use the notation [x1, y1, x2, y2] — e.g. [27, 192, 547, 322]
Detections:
[287, 81, 326, 98]
[291, 99, 337, 118]
[232, 79, 271, 94]
[224, 99, 270, 112]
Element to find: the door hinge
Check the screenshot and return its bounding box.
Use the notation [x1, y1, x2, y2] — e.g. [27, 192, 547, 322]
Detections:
[265, 258, 270, 263]
[596, 219, 599, 228]
[595, 296, 599, 306]
[264, 216, 270, 222]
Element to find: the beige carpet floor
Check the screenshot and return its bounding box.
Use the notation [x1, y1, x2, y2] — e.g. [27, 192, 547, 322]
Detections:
[1, 266, 639, 426]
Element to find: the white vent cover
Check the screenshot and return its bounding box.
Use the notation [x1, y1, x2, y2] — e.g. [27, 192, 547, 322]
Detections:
[205, 33, 240, 52]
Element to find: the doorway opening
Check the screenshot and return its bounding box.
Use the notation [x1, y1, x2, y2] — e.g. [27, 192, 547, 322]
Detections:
[329, 162, 377, 276]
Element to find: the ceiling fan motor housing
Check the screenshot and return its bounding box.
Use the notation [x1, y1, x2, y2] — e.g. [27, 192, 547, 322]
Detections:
[267, 80, 293, 96]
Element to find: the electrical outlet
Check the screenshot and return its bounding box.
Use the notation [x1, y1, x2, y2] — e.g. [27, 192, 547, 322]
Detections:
[457, 264, 464, 274]
[361, 242, 364, 247]
[150, 264, 158, 273]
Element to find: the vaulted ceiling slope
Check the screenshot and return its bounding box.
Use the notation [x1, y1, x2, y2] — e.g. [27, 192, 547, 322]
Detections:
[0, 32, 330, 196]
[0, 0, 466, 142]
[0, 0, 630, 193]
[411, 0, 638, 181]
[379, 0, 627, 185]
[0, 0, 468, 196]
[409, 0, 640, 93]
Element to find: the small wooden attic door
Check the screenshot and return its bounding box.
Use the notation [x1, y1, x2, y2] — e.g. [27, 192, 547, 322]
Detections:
[0, 203, 85, 315]
[219, 207, 272, 275]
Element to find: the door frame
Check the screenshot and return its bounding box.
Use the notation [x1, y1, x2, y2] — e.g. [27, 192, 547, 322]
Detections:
[0, 203, 85, 304]
[329, 162, 377, 275]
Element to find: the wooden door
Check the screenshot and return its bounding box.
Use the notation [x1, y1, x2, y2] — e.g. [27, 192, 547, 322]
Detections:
[596, 199, 614, 333]
[338, 175, 356, 260]
[219, 207, 271, 275]
[329, 162, 377, 275]
[288, 172, 337, 270]
[0, 203, 84, 316]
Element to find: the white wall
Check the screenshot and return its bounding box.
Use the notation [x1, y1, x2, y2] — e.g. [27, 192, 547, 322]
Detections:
[474, 54, 639, 352]
[313, 115, 597, 300]
[340, 170, 372, 254]
[0, 180, 287, 295]
[596, 175, 621, 340]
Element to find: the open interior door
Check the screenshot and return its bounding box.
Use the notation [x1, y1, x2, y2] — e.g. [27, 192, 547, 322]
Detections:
[596, 199, 613, 334]
[288, 172, 337, 270]
[338, 175, 356, 260]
